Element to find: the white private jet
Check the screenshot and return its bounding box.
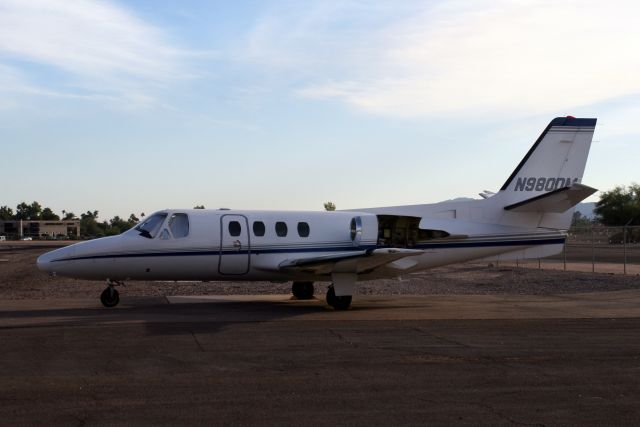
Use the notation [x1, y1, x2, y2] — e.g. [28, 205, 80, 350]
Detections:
[38, 116, 597, 310]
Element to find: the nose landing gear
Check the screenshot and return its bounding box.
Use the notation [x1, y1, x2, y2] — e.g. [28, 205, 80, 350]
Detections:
[100, 280, 123, 308]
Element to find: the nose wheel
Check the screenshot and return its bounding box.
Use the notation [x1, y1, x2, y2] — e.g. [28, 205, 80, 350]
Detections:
[100, 281, 122, 308]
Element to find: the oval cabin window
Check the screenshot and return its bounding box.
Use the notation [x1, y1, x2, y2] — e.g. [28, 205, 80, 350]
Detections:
[253, 221, 265, 237]
[228, 221, 241, 237]
[275, 222, 288, 237]
[297, 222, 310, 237]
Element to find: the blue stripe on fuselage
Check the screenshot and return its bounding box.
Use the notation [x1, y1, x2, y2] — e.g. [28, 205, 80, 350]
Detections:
[50, 237, 565, 263]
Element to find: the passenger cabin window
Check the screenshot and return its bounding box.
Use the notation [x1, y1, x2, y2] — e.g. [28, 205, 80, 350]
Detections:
[168, 213, 189, 238]
[297, 222, 310, 237]
[253, 221, 265, 237]
[275, 222, 288, 237]
[133, 213, 167, 239]
[228, 221, 241, 236]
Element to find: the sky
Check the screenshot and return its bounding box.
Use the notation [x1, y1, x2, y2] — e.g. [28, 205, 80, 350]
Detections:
[1, 0, 639, 220]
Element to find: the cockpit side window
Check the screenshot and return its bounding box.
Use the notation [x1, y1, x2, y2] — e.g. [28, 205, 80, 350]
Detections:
[168, 213, 189, 238]
[133, 213, 167, 239]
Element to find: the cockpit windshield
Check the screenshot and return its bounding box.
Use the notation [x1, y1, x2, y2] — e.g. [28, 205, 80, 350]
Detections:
[132, 213, 167, 239]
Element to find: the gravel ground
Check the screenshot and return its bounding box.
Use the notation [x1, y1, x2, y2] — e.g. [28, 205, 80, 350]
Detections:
[1, 246, 639, 300]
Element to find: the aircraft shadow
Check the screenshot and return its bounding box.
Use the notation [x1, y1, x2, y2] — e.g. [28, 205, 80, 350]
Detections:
[0, 296, 404, 336]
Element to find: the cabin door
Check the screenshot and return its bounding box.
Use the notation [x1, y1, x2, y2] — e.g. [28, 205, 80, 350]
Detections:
[218, 214, 250, 275]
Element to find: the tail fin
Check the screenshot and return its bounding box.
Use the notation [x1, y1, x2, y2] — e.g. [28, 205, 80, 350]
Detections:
[500, 117, 596, 203]
[495, 116, 597, 228]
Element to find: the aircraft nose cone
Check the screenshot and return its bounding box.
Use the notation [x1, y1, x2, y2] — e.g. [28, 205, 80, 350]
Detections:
[37, 245, 75, 275]
[36, 251, 54, 273]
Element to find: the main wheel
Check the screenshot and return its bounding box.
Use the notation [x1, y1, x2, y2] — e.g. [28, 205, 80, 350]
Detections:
[292, 282, 315, 299]
[326, 285, 352, 310]
[100, 287, 120, 308]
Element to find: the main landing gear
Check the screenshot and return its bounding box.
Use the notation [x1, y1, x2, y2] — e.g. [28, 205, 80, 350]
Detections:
[100, 280, 122, 308]
[326, 285, 352, 310]
[291, 282, 352, 309]
[291, 281, 315, 300]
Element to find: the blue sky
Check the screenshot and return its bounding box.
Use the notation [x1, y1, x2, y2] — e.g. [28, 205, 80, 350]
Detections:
[1, 0, 639, 220]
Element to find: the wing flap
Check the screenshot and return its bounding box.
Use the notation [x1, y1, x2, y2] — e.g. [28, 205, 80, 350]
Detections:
[278, 248, 424, 275]
[503, 183, 597, 213]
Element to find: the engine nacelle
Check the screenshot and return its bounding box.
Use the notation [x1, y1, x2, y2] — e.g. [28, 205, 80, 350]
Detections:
[349, 213, 378, 247]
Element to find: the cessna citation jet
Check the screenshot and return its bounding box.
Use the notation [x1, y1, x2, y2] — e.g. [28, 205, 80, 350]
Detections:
[38, 116, 597, 310]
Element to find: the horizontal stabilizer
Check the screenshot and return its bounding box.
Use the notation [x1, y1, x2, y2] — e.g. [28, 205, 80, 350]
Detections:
[503, 183, 597, 213]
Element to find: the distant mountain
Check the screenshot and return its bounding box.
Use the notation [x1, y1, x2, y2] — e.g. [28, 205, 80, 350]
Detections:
[576, 202, 596, 219]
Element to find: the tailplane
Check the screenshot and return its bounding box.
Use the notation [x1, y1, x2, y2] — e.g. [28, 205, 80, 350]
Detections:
[503, 183, 597, 213]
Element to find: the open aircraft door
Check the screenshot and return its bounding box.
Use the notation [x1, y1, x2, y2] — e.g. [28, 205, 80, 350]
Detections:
[219, 214, 250, 275]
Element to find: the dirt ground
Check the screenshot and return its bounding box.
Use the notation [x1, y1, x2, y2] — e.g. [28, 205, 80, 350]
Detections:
[1, 245, 639, 300]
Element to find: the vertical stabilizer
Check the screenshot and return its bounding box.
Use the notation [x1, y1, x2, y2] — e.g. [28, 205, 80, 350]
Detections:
[500, 117, 596, 205]
[493, 117, 596, 229]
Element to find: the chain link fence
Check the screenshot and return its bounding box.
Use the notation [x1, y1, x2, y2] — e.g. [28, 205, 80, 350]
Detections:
[514, 226, 640, 274]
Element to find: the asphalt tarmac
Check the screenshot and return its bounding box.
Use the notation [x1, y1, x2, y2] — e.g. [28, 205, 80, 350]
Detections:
[2, 293, 640, 426]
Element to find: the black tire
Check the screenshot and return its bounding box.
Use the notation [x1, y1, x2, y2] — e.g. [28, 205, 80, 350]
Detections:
[100, 287, 120, 308]
[292, 281, 315, 299]
[326, 285, 352, 310]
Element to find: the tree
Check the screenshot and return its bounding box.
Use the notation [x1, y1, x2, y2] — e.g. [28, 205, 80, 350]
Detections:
[15, 202, 29, 220]
[41, 207, 60, 221]
[15, 201, 42, 220]
[82, 210, 99, 219]
[80, 210, 103, 238]
[571, 211, 592, 227]
[63, 212, 76, 220]
[324, 201, 336, 211]
[594, 184, 640, 226]
[194, 205, 205, 209]
[0, 206, 13, 220]
[127, 214, 139, 226]
[108, 216, 130, 235]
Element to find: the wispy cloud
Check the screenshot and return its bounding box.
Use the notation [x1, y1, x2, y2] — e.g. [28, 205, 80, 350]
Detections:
[0, 0, 194, 107]
[239, 0, 640, 118]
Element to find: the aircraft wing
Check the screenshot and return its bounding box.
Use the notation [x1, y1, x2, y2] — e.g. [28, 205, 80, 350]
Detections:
[278, 248, 425, 275]
[503, 183, 597, 213]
